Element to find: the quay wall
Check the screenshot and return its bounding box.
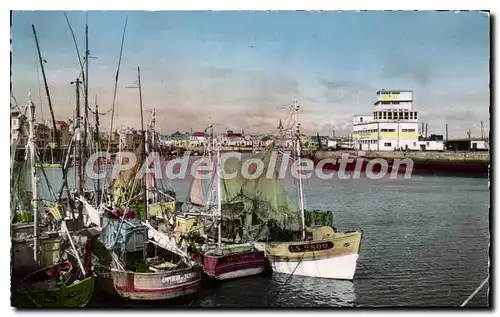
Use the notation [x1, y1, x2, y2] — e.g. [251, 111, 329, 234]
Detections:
[314, 150, 490, 163]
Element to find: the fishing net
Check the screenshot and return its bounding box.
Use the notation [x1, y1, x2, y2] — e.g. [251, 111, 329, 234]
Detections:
[185, 142, 336, 242]
[218, 143, 301, 241]
[11, 140, 33, 223]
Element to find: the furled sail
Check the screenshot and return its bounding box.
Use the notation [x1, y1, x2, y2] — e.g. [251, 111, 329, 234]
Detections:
[108, 141, 145, 206]
[219, 142, 300, 241]
[186, 142, 300, 241]
[188, 159, 216, 209]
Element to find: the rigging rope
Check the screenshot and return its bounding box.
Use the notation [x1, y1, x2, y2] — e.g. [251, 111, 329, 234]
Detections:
[268, 250, 306, 306]
[460, 275, 489, 307]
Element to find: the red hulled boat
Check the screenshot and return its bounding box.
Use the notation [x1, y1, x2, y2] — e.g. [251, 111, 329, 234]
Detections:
[201, 244, 267, 281]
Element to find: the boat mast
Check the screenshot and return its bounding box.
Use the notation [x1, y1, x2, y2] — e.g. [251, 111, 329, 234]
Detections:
[106, 17, 128, 155]
[32, 25, 59, 159]
[150, 109, 157, 196]
[216, 142, 222, 246]
[83, 22, 89, 163]
[134, 66, 148, 222]
[151, 108, 156, 148]
[207, 117, 212, 161]
[95, 95, 101, 195]
[71, 78, 84, 224]
[28, 91, 40, 265]
[293, 100, 306, 240]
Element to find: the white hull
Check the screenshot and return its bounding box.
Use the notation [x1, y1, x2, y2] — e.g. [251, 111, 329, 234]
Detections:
[268, 253, 359, 280]
[206, 266, 265, 281]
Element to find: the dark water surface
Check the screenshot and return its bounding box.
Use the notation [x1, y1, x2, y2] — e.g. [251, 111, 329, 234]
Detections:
[40, 167, 490, 307]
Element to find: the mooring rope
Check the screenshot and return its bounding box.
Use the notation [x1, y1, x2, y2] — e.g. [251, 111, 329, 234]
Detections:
[460, 275, 489, 307]
[268, 250, 306, 305]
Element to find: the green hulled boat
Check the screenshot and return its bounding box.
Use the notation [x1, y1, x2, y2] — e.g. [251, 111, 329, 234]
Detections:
[13, 273, 94, 308]
[11, 94, 95, 308]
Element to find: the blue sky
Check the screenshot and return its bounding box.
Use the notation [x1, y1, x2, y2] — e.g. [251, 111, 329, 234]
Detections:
[11, 11, 489, 137]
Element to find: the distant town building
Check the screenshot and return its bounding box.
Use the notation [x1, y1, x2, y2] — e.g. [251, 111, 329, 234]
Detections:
[189, 132, 206, 146]
[11, 111, 28, 148]
[35, 122, 52, 149]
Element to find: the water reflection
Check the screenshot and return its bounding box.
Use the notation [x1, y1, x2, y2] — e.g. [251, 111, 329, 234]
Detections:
[269, 274, 356, 307]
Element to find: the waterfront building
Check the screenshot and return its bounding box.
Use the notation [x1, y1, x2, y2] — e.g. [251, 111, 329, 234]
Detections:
[189, 132, 206, 147]
[55, 120, 71, 147]
[352, 90, 420, 151]
[11, 111, 28, 148]
[159, 135, 173, 147]
[170, 131, 190, 148]
[100, 131, 120, 152]
[219, 130, 246, 147]
[34, 122, 52, 149]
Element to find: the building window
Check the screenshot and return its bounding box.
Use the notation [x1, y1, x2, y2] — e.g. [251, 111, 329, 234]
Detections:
[414, 112, 418, 119]
[413, 142, 417, 146]
[404, 112, 409, 120]
[384, 142, 392, 147]
[360, 117, 363, 122]
[410, 113, 413, 120]
[383, 112, 387, 119]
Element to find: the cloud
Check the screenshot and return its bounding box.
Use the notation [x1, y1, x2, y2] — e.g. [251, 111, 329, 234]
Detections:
[379, 59, 432, 87]
[12, 65, 308, 136]
[11, 11, 489, 140]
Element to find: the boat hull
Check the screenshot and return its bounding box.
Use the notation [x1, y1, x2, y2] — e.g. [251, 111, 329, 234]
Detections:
[268, 253, 359, 280]
[264, 230, 362, 280]
[13, 275, 95, 308]
[110, 267, 202, 301]
[203, 250, 267, 281]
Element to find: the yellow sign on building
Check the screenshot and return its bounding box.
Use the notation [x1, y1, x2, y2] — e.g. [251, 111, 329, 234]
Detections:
[381, 94, 400, 101]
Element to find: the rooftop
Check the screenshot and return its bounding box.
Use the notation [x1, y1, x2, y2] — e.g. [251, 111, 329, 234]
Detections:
[376, 89, 413, 94]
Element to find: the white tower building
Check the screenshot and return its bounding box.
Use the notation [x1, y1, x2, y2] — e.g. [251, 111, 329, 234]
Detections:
[352, 90, 419, 151]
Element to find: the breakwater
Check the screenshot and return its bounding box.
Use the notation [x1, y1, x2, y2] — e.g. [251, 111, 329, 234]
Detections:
[314, 150, 489, 163]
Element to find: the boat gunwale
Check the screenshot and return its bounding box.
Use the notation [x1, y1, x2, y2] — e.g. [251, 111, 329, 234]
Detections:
[110, 265, 200, 277]
[16, 275, 95, 294]
[265, 230, 363, 247]
[114, 277, 201, 293]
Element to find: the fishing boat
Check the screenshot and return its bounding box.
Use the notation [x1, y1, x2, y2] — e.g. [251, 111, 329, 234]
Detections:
[11, 93, 95, 308]
[99, 213, 202, 301]
[203, 243, 266, 280]
[262, 101, 363, 280]
[86, 143, 202, 301]
[181, 126, 267, 281]
[86, 67, 202, 301]
[14, 245, 95, 308]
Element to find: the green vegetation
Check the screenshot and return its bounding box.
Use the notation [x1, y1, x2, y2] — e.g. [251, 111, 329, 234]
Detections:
[304, 210, 333, 227]
[125, 251, 152, 273]
[182, 231, 206, 254]
[92, 239, 112, 266]
[12, 212, 34, 224]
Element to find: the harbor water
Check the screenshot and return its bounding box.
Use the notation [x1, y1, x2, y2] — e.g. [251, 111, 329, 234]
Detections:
[37, 164, 490, 307]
